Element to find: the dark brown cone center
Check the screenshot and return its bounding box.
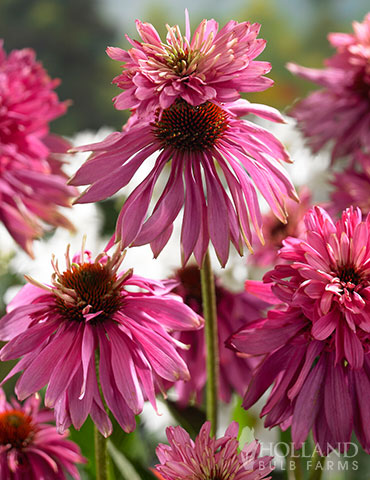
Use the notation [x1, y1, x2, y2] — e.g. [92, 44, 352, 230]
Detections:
[352, 69, 370, 100]
[336, 264, 362, 288]
[153, 99, 229, 152]
[55, 263, 122, 323]
[0, 410, 35, 448]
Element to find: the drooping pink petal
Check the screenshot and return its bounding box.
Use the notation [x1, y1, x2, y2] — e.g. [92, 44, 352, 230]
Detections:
[324, 359, 353, 444]
[291, 354, 326, 447]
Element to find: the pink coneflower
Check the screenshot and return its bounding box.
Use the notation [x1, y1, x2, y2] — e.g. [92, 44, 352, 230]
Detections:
[229, 206, 370, 454]
[70, 99, 297, 266]
[107, 12, 273, 116]
[0, 40, 76, 256]
[0, 388, 85, 479]
[248, 186, 312, 267]
[287, 13, 370, 161]
[330, 150, 370, 215]
[0, 241, 202, 436]
[155, 421, 273, 480]
[169, 265, 268, 405]
[265, 206, 370, 362]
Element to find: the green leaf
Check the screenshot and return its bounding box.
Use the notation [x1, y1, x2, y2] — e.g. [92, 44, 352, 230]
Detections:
[108, 441, 142, 480]
[68, 417, 96, 479]
[239, 426, 256, 447]
[165, 399, 206, 438]
[231, 395, 258, 438]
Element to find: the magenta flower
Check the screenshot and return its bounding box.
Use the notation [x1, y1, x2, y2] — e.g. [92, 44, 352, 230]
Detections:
[107, 12, 273, 116]
[169, 265, 268, 405]
[155, 421, 273, 480]
[248, 186, 312, 267]
[0, 40, 76, 256]
[229, 206, 370, 454]
[0, 242, 202, 436]
[287, 13, 370, 161]
[265, 206, 370, 359]
[0, 388, 84, 479]
[70, 99, 296, 266]
[330, 150, 370, 215]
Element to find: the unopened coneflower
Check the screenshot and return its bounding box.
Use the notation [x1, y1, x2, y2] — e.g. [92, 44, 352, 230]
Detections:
[0, 239, 202, 436]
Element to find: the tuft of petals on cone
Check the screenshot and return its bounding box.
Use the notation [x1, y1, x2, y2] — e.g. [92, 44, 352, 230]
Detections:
[155, 421, 273, 480]
[229, 206, 370, 454]
[107, 12, 274, 116]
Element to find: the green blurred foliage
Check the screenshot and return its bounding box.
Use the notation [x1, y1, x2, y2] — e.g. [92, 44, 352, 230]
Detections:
[233, 0, 363, 112]
[1, 0, 367, 133]
[165, 399, 206, 439]
[0, 253, 21, 316]
[0, 0, 128, 136]
[69, 418, 97, 478]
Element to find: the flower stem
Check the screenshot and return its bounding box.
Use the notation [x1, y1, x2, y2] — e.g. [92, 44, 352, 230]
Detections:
[200, 249, 219, 436]
[308, 449, 325, 480]
[95, 426, 108, 480]
[290, 454, 304, 480]
[279, 429, 303, 480]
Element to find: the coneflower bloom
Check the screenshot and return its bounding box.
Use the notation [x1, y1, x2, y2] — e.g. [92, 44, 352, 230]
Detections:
[229, 206, 370, 454]
[0, 40, 76, 256]
[330, 150, 370, 215]
[248, 186, 312, 267]
[70, 99, 297, 266]
[155, 421, 273, 480]
[0, 388, 84, 479]
[287, 13, 370, 161]
[169, 265, 268, 405]
[107, 12, 274, 116]
[0, 241, 202, 436]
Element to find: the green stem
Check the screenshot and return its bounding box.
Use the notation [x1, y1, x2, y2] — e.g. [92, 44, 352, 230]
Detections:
[279, 429, 303, 480]
[200, 249, 219, 436]
[290, 454, 304, 480]
[95, 351, 109, 480]
[95, 426, 108, 480]
[308, 449, 325, 480]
